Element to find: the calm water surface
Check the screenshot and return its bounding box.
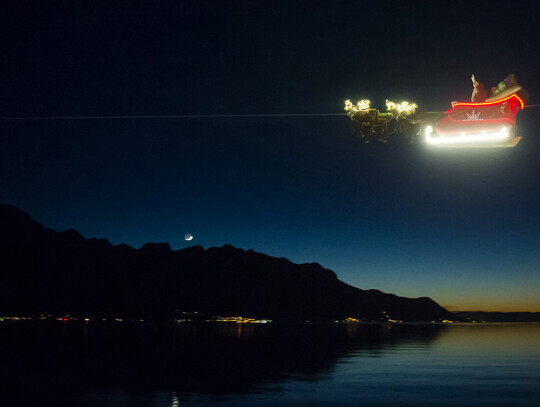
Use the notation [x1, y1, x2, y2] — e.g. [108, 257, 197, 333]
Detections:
[1, 322, 539, 406]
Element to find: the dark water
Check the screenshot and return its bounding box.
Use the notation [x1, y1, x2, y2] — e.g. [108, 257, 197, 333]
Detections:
[1, 322, 539, 406]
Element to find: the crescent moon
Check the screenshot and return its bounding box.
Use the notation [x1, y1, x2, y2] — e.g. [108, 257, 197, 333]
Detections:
[184, 233, 193, 241]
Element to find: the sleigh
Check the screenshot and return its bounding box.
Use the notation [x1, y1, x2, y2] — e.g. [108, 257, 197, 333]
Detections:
[426, 89, 525, 148]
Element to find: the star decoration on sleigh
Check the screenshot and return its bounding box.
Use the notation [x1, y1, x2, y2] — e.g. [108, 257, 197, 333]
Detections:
[465, 110, 481, 121]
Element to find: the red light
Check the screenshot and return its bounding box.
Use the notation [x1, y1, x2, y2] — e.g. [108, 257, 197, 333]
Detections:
[447, 93, 525, 112]
[63, 318, 68, 321]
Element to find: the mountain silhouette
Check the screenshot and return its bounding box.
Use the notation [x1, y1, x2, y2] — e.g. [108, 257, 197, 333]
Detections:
[0, 204, 455, 322]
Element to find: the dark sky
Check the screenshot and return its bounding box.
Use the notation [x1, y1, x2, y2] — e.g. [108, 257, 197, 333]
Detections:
[1, 1, 540, 311]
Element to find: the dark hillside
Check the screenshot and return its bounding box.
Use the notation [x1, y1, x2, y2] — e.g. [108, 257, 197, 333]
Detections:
[0, 204, 455, 322]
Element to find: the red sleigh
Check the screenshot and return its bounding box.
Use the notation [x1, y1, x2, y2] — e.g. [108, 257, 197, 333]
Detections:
[426, 87, 526, 148]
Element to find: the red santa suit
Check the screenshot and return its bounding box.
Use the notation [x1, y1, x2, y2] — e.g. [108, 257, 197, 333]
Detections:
[472, 82, 487, 102]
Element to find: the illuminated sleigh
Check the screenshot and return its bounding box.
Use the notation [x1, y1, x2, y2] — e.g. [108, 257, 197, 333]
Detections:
[425, 89, 525, 148]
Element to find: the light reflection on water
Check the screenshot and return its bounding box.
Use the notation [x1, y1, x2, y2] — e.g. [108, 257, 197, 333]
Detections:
[1, 322, 540, 406]
[171, 392, 179, 407]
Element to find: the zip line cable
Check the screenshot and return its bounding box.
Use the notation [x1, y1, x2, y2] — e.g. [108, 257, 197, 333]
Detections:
[0, 112, 347, 121]
[0, 105, 538, 121]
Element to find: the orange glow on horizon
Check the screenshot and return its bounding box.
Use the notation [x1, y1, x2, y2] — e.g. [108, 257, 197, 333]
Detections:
[444, 303, 540, 313]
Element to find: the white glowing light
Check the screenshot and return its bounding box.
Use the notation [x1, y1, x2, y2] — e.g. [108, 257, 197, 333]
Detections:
[426, 126, 510, 145]
[465, 110, 481, 121]
[344, 99, 370, 112]
[184, 233, 193, 241]
[386, 100, 418, 113]
[356, 99, 370, 110]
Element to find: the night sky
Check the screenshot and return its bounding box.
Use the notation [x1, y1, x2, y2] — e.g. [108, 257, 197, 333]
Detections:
[1, 1, 539, 312]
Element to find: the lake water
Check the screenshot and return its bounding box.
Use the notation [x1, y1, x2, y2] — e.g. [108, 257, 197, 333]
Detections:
[1, 322, 539, 406]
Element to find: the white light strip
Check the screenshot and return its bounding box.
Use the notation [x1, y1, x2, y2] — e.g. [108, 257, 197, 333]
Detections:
[425, 126, 510, 145]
